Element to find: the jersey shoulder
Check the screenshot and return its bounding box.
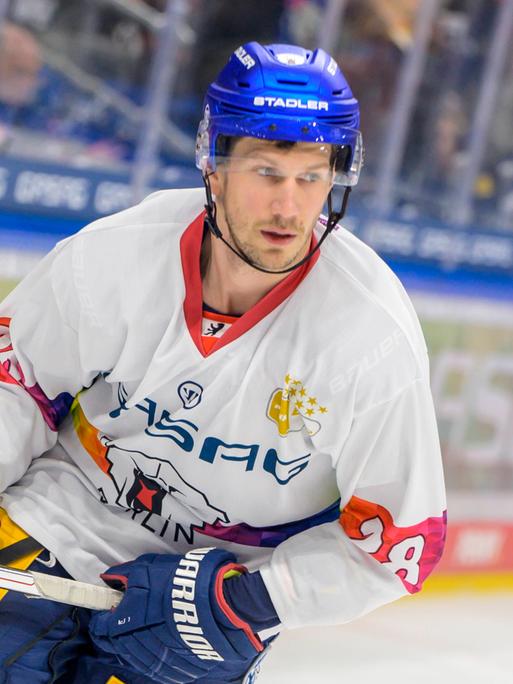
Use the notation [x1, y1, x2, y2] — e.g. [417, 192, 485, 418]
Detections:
[50, 188, 205, 331]
[317, 221, 428, 375]
[79, 187, 205, 238]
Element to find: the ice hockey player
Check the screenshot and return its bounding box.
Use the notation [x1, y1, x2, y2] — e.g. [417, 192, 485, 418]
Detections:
[0, 41, 446, 683]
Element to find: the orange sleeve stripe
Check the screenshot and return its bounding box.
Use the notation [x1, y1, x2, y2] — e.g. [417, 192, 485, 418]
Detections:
[71, 397, 110, 474]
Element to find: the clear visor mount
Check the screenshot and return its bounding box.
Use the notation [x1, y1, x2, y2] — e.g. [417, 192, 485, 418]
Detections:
[340, 131, 363, 187]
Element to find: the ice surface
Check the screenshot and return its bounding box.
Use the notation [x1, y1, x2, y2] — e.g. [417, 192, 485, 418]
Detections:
[258, 593, 513, 683]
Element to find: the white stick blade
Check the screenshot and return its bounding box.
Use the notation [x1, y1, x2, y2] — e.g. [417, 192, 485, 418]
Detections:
[0, 565, 123, 610]
[31, 571, 123, 610]
[0, 565, 40, 596]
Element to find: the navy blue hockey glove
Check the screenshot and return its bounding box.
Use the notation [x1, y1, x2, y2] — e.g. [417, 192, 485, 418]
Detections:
[88, 548, 264, 683]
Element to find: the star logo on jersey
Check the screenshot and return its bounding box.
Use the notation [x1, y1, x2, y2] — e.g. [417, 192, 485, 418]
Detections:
[266, 375, 328, 437]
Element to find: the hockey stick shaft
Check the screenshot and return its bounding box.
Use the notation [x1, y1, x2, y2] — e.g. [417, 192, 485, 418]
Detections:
[0, 564, 123, 610]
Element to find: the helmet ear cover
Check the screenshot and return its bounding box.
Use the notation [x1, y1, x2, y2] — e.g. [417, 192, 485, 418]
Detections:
[214, 134, 351, 175]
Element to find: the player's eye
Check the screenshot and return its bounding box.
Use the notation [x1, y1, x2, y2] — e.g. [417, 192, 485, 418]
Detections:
[297, 171, 324, 183]
[255, 166, 281, 178]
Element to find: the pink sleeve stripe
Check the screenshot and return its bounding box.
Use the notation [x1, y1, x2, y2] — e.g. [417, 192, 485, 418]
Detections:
[340, 496, 447, 593]
[1, 358, 72, 431]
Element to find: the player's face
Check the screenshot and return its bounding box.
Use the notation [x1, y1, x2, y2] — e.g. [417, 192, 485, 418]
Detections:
[210, 138, 334, 271]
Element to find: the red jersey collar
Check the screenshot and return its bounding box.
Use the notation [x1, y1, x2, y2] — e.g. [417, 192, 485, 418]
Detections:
[180, 211, 319, 357]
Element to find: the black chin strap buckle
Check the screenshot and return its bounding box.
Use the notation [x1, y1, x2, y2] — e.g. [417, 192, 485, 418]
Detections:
[326, 187, 351, 233]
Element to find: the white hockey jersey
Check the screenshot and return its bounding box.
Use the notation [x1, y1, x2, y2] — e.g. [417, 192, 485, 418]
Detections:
[0, 188, 446, 629]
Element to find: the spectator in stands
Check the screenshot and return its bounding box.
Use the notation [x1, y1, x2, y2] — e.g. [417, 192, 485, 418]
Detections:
[188, 0, 284, 96]
[281, 0, 418, 171]
[0, 22, 42, 107]
[0, 22, 42, 150]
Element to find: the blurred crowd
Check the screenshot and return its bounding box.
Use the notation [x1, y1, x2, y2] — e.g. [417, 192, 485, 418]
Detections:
[0, 0, 512, 229]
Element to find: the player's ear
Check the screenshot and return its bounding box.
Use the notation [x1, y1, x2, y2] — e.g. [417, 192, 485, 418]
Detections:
[208, 168, 224, 199]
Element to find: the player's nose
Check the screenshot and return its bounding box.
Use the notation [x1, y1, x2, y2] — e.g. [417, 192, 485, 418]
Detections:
[270, 178, 300, 220]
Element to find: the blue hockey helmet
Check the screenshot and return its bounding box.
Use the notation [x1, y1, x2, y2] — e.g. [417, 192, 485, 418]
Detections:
[196, 42, 363, 187]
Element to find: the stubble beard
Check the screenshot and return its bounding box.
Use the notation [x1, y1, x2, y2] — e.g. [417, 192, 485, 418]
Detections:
[224, 206, 312, 272]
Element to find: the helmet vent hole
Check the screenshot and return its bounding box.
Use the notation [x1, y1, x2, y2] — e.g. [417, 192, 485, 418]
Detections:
[238, 81, 250, 88]
[332, 89, 343, 95]
[275, 78, 308, 86]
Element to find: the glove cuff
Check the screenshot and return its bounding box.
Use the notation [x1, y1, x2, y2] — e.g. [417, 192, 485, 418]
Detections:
[99, 572, 129, 591]
[214, 563, 264, 653]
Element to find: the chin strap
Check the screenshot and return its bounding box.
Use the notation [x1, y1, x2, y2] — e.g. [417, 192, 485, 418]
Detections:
[202, 173, 351, 275]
